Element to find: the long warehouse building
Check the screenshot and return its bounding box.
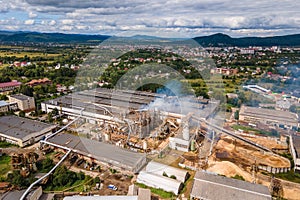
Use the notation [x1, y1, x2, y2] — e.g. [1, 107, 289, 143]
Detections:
[41, 87, 219, 125]
[290, 135, 300, 173]
[239, 105, 299, 130]
[0, 115, 57, 147]
[47, 133, 147, 173]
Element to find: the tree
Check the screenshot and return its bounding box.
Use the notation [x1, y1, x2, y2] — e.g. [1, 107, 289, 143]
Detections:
[47, 112, 53, 122]
[289, 105, 297, 113]
[170, 175, 177, 180]
[0, 94, 8, 100]
[94, 177, 101, 184]
[7, 170, 29, 188]
[19, 85, 33, 97]
[19, 111, 26, 117]
[234, 110, 239, 120]
[77, 171, 85, 180]
[52, 107, 59, 116]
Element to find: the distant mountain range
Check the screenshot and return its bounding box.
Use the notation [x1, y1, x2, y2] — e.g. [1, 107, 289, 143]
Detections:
[0, 31, 110, 44]
[0, 30, 300, 47]
[193, 33, 300, 47]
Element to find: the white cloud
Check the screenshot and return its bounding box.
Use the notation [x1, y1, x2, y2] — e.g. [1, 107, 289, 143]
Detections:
[49, 20, 56, 26]
[60, 25, 73, 31]
[61, 19, 73, 25]
[0, 0, 299, 37]
[28, 11, 37, 18]
[24, 19, 35, 25]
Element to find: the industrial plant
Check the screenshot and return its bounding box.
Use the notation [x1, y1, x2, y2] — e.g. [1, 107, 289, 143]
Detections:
[41, 87, 220, 157]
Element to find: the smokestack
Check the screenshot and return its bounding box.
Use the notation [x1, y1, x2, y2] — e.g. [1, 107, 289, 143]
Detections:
[182, 121, 189, 140]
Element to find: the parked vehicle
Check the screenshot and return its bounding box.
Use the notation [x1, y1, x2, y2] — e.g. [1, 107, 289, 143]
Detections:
[107, 184, 118, 191]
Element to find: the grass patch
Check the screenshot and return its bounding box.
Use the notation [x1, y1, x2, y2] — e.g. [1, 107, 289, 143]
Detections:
[0, 51, 61, 58]
[273, 171, 300, 184]
[231, 175, 245, 181]
[231, 124, 278, 137]
[44, 176, 91, 192]
[0, 141, 17, 148]
[180, 171, 195, 198]
[135, 182, 176, 199]
[0, 154, 12, 177]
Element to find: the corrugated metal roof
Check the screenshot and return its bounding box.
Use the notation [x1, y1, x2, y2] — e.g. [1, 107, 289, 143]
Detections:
[145, 161, 188, 183]
[137, 171, 182, 195]
[292, 135, 300, 158]
[49, 133, 146, 172]
[0, 115, 56, 141]
[191, 171, 271, 200]
[240, 105, 298, 124]
[0, 101, 8, 107]
[9, 94, 32, 101]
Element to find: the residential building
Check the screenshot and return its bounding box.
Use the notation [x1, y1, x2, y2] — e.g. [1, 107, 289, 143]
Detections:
[0, 115, 57, 147]
[0, 100, 18, 113]
[190, 171, 272, 200]
[0, 101, 9, 113]
[8, 94, 35, 112]
[210, 67, 238, 76]
[0, 80, 22, 94]
[240, 48, 255, 54]
[27, 78, 52, 87]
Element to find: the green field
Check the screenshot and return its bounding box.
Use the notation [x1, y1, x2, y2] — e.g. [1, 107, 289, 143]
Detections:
[0, 141, 16, 148]
[0, 155, 12, 177]
[0, 51, 61, 58]
[231, 124, 278, 137]
[135, 183, 176, 199]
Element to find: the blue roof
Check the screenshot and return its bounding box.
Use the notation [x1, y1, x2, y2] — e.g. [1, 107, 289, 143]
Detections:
[0, 101, 8, 107]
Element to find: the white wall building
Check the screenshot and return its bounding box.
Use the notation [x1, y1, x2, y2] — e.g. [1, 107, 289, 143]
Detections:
[145, 161, 188, 183]
[137, 171, 183, 195]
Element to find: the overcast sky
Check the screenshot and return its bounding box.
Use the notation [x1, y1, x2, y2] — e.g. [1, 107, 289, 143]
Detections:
[1, 0, 299, 38]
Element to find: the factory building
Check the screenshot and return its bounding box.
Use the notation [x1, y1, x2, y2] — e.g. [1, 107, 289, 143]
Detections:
[0, 115, 57, 147]
[239, 105, 299, 130]
[190, 171, 272, 200]
[0, 80, 22, 94]
[289, 135, 300, 173]
[41, 88, 164, 137]
[169, 115, 195, 152]
[41, 88, 219, 139]
[48, 133, 147, 173]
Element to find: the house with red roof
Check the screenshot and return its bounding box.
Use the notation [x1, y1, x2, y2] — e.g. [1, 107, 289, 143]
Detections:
[27, 78, 52, 87]
[0, 80, 22, 94]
